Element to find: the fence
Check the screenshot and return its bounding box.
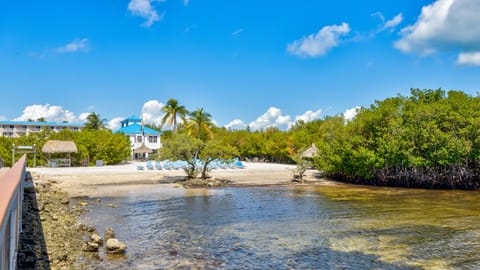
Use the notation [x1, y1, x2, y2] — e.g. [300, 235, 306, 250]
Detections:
[0, 155, 26, 270]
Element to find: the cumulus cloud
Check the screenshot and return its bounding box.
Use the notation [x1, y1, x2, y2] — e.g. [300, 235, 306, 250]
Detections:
[395, 0, 480, 64]
[142, 100, 165, 126]
[248, 107, 291, 131]
[128, 0, 165, 27]
[457, 51, 480, 66]
[108, 117, 124, 131]
[344, 106, 361, 121]
[56, 38, 90, 53]
[14, 104, 78, 122]
[294, 109, 323, 123]
[78, 112, 91, 122]
[287, 22, 350, 58]
[225, 119, 248, 130]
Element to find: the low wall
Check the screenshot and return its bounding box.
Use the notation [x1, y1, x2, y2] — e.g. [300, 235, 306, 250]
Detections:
[0, 155, 26, 270]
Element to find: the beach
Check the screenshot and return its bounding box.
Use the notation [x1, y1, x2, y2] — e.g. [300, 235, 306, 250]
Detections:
[29, 161, 328, 197]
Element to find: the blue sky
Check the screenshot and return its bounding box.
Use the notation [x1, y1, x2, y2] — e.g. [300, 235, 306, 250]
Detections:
[1, 0, 480, 130]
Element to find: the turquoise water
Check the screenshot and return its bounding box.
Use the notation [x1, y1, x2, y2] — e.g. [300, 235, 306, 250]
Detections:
[76, 185, 480, 269]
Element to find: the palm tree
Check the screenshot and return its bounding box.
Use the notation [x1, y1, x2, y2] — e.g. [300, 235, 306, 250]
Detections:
[84, 112, 107, 130]
[186, 107, 215, 140]
[161, 99, 189, 132]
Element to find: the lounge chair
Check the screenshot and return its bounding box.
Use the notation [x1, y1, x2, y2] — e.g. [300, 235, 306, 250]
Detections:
[234, 160, 245, 169]
[146, 160, 154, 170]
[137, 165, 145, 170]
[155, 161, 162, 170]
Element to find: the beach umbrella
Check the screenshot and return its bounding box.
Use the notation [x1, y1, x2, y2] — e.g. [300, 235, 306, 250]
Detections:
[133, 143, 153, 154]
[301, 143, 318, 159]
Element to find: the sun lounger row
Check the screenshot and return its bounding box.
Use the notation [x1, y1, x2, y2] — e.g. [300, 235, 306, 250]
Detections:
[137, 158, 245, 170]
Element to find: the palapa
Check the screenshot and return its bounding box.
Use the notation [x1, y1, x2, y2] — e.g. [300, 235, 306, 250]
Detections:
[133, 143, 153, 154]
[301, 143, 318, 159]
[42, 140, 78, 153]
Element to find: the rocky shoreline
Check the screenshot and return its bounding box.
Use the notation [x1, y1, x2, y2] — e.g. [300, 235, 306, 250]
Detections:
[17, 172, 126, 270]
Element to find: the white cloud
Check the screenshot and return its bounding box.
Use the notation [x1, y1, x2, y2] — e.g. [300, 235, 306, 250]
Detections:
[78, 112, 91, 122]
[249, 107, 291, 131]
[56, 38, 90, 53]
[108, 117, 124, 131]
[225, 119, 248, 130]
[183, 0, 189, 6]
[0, 115, 6, 121]
[344, 106, 361, 121]
[382, 13, 403, 31]
[142, 100, 165, 126]
[232, 28, 244, 37]
[294, 109, 323, 123]
[287, 22, 350, 58]
[14, 104, 78, 122]
[395, 0, 480, 60]
[457, 51, 480, 66]
[128, 0, 165, 27]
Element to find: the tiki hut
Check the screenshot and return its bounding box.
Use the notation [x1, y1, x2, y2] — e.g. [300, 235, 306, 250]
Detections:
[42, 140, 78, 167]
[301, 143, 318, 159]
[133, 143, 153, 154]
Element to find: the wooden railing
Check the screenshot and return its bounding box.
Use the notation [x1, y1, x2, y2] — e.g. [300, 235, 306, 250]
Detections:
[0, 155, 26, 270]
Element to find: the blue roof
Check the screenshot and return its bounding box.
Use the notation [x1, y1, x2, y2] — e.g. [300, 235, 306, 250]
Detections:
[121, 115, 142, 124]
[116, 123, 161, 135]
[0, 120, 84, 127]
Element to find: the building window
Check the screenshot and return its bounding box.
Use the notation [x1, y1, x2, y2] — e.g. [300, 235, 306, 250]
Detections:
[148, 136, 158, 143]
[137, 136, 142, 143]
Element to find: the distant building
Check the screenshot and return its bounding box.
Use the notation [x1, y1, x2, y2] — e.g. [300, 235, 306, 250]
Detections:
[115, 115, 161, 159]
[0, 120, 83, 138]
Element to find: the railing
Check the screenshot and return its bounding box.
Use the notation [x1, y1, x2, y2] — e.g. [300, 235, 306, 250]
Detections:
[0, 155, 26, 270]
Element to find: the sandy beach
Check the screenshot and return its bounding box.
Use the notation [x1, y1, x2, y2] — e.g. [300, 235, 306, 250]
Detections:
[29, 161, 328, 197]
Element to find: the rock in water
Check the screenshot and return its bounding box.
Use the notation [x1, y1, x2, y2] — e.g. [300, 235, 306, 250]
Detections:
[90, 233, 103, 245]
[106, 239, 127, 254]
[82, 242, 99, 252]
[104, 227, 115, 241]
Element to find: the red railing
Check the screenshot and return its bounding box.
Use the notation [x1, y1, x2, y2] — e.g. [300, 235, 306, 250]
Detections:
[0, 155, 26, 270]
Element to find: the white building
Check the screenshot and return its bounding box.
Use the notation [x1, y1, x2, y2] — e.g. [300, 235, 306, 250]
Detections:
[0, 121, 83, 138]
[115, 116, 161, 159]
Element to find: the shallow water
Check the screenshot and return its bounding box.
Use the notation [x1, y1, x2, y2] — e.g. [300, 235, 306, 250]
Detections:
[76, 184, 480, 269]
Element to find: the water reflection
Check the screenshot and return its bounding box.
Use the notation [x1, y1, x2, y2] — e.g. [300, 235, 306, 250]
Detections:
[77, 185, 480, 269]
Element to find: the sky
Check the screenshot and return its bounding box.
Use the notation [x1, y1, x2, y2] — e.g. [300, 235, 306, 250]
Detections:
[1, 0, 480, 131]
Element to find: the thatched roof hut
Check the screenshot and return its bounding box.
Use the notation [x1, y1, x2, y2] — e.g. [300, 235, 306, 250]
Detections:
[42, 140, 78, 154]
[301, 143, 318, 159]
[133, 143, 153, 154]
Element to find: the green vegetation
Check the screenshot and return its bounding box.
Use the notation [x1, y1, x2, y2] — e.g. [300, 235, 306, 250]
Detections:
[2, 89, 479, 189]
[1, 128, 130, 167]
[160, 98, 189, 132]
[83, 112, 108, 130]
[312, 89, 480, 189]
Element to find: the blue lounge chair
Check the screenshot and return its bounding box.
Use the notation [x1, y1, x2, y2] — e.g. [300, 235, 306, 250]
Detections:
[155, 161, 162, 170]
[146, 160, 154, 170]
[234, 160, 245, 169]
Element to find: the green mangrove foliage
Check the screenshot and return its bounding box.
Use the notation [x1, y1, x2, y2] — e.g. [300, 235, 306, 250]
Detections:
[313, 89, 480, 189]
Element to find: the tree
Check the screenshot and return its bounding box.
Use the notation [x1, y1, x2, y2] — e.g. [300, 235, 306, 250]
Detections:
[160, 134, 203, 178]
[161, 99, 189, 133]
[84, 112, 107, 130]
[160, 134, 238, 179]
[186, 108, 215, 140]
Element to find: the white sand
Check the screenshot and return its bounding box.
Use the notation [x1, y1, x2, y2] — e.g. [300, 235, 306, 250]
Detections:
[29, 161, 327, 197]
